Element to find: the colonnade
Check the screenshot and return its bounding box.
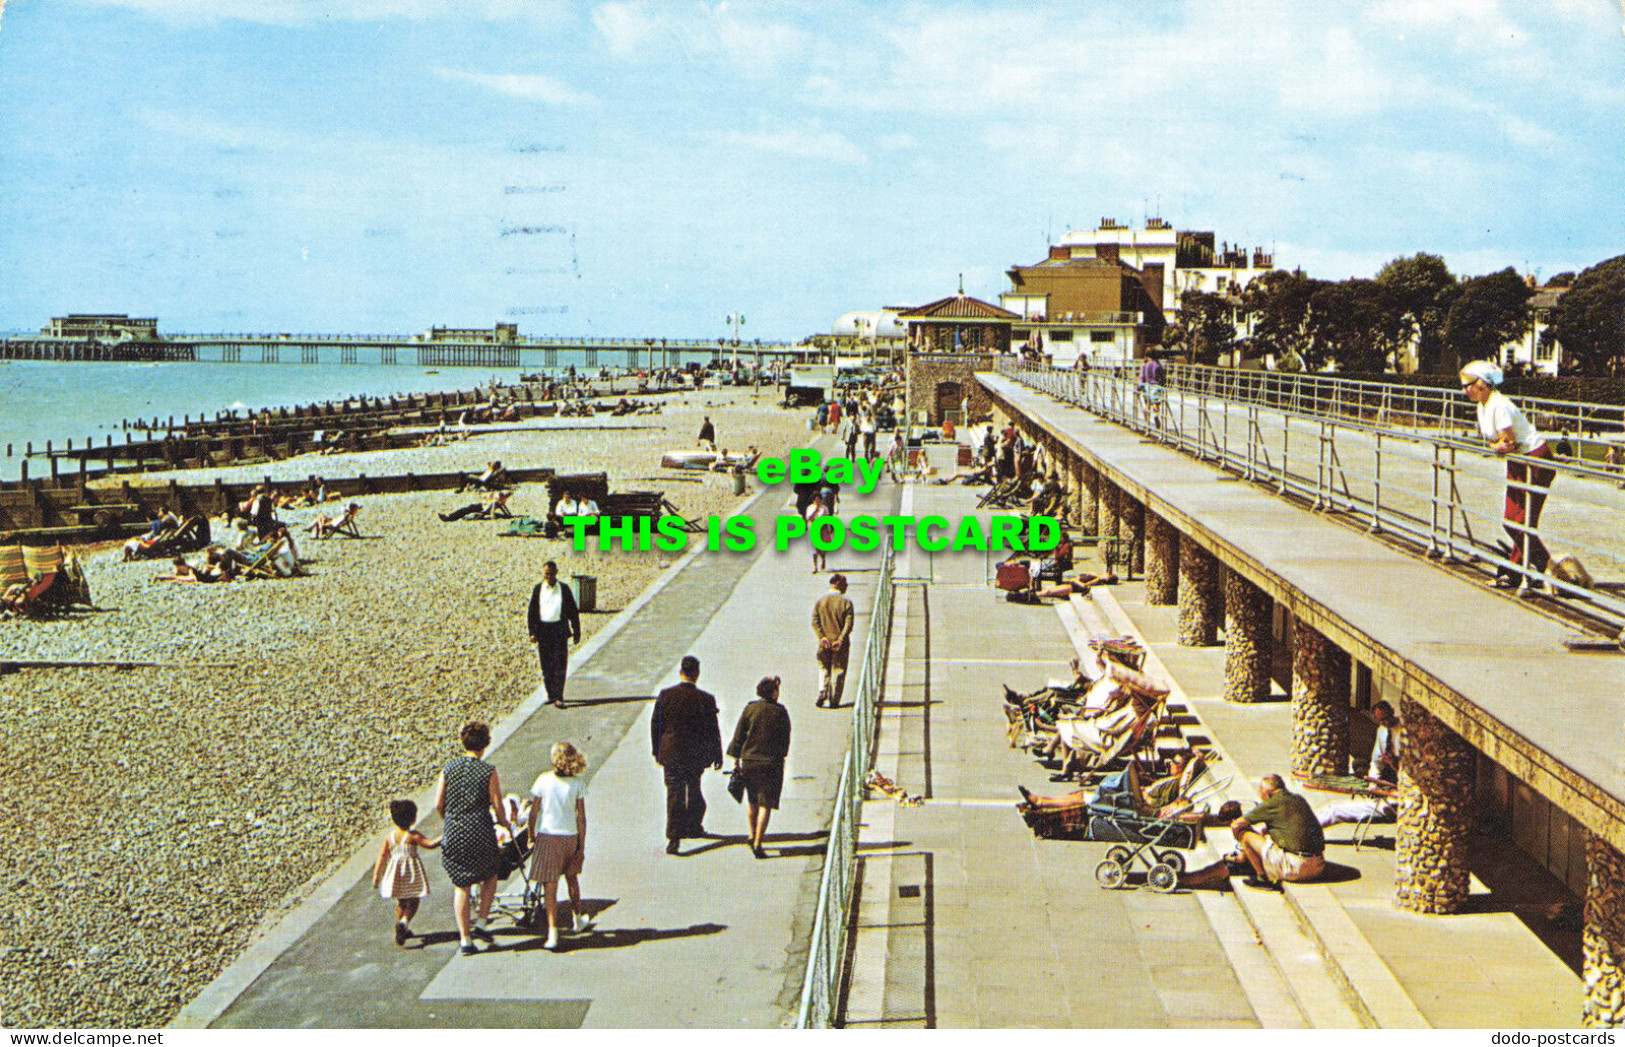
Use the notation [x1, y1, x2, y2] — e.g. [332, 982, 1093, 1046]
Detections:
[996, 407, 1625, 1025]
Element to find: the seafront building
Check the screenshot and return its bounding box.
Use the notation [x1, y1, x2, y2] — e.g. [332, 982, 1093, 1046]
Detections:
[1001, 218, 1274, 366]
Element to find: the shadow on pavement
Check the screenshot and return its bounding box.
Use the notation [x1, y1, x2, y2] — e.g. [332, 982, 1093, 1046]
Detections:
[501, 923, 729, 954]
[555, 694, 654, 708]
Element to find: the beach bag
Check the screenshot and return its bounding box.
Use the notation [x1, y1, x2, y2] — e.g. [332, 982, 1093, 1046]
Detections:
[994, 561, 1031, 592]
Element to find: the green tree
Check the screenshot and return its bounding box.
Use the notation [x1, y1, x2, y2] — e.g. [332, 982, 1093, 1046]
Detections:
[1375, 253, 1457, 373]
[1242, 268, 1321, 363]
[1546, 255, 1625, 375]
[1546, 271, 1576, 288]
[1177, 290, 1236, 365]
[1307, 279, 1401, 372]
[1442, 268, 1532, 366]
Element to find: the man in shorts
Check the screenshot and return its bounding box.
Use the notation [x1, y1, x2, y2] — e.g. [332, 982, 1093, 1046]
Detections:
[1231, 773, 1325, 890]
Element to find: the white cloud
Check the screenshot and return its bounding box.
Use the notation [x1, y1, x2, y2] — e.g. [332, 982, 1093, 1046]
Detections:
[433, 67, 599, 107]
[75, 0, 563, 27]
[1500, 114, 1557, 148]
[721, 127, 867, 165]
[877, 133, 918, 151]
[592, 1, 805, 77]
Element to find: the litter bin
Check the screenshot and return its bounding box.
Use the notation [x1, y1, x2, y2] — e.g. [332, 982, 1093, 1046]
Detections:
[572, 574, 597, 613]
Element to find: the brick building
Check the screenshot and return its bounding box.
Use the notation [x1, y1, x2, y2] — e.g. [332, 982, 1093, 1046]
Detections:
[898, 294, 1017, 425]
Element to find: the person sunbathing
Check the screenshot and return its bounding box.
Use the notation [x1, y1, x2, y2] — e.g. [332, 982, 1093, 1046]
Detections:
[307, 504, 360, 540]
[1034, 567, 1118, 600]
[1018, 752, 1201, 816]
[440, 491, 514, 522]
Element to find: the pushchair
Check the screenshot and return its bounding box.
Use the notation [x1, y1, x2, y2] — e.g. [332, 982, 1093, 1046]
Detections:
[490, 803, 542, 929]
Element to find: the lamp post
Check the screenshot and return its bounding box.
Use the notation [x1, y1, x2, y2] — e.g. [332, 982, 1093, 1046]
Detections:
[726, 313, 745, 368]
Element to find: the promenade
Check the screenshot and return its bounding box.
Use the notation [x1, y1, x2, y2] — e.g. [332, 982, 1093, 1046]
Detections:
[172, 407, 1600, 1028]
[842, 480, 1582, 1027]
[177, 451, 897, 1029]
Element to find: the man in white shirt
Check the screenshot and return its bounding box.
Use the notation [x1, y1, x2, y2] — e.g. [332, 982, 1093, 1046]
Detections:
[526, 561, 582, 707]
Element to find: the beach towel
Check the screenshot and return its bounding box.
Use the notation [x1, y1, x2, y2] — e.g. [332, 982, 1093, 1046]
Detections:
[502, 516, 549, 537]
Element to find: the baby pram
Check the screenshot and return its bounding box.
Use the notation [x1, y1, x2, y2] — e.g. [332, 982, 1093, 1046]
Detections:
[1017, 756, 1227, 893]
[1087, 759, 1230, 893]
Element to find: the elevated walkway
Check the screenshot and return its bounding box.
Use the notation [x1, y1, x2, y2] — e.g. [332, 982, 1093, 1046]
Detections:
[979, 372, 1625, 854]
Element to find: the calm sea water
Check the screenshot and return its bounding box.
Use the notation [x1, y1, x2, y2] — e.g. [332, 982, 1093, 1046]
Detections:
[0, 360, 533, 481]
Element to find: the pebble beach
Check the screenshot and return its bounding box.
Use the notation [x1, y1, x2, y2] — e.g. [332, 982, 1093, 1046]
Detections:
[0, 387, 810, 1028]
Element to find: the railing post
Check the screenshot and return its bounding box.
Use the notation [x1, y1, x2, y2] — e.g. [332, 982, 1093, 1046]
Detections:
[1371, 431, 1384, 534]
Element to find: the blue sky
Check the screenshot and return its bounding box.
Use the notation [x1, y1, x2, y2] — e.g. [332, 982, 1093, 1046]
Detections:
[1, 0, 1621, 339]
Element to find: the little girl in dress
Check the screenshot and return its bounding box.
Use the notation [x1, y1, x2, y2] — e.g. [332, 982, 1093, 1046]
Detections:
[372, 799, 441, 946]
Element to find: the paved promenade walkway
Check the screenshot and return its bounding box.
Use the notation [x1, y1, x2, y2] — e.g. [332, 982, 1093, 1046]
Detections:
[846, 478, 1584, 1027]
[178, 453, 899, 1029]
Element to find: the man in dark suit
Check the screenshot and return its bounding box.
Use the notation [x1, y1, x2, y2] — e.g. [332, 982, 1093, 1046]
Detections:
[651, 655, 723, 855]
[527, 560, 581, 707]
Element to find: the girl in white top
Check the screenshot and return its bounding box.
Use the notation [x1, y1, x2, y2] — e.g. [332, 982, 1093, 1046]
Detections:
[1460, 360, 1555, 590]
[527, 742, 591, 951]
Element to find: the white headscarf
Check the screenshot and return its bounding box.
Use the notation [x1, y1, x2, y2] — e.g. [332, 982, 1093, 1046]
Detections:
[1459, 360, 1503, 388]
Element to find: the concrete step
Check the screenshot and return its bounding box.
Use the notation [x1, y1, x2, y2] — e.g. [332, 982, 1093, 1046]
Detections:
[1090, 587, 1430, 1029]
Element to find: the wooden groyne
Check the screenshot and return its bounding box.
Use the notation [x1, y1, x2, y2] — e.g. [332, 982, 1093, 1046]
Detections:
[14, 381, 665, 482]
[0, 466, 571, 546]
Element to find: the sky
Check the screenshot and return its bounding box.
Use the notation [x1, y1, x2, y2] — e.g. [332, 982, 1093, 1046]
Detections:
[1, 0, 1622, 340]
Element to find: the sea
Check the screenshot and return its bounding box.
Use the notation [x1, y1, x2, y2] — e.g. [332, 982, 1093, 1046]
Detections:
[0, 359, 537, 482]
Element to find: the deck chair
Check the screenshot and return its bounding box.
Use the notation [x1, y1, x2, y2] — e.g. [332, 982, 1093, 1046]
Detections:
[313, 503, 363, 539]
[242, 537, 290, 579]
[1053, 694, 1167, 781]
[0, 545, 27, 590]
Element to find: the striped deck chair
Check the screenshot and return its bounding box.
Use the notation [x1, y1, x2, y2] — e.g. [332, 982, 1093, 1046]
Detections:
[0, 545, 27, 589]
[242, 537, 289, 579]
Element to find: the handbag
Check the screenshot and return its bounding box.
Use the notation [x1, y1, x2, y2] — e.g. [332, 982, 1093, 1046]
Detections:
[727, 765, 748, 803]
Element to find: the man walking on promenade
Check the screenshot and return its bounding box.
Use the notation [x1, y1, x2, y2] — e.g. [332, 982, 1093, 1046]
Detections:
[813, 574, 855, 709]
[651, 655, 723, 854]
[698, 415, 716, 451]
[527, 560, 581, 707]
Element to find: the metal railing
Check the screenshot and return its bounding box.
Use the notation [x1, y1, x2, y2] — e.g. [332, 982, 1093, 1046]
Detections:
[1160, 363, 1625, 453]
[996, 359, 1625, 634]
[795, 538, 897, 1029]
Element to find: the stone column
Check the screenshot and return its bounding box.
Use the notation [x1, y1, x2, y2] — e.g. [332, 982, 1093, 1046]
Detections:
[1122, 497, 1145, 578]
[1079, 463, 1100, 538]
[1177, 539, 1220, 647]
[1067, 455, 1085, 530]
[1145, 512, 1178, 606]
[1290, 623, 1351, 778]
[1223, 571, 1272, 703]
[1099, 482, 1120, 541]
[1395, 697, 1476, 914]
[1584, 836, 1625, 1027]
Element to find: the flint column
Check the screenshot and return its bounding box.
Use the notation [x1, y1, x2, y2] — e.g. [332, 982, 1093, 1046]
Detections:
[1099, 481, 1120, 541]
[1122, 496, 1145, 578]
[1177, 539, 1220, 646]
[1584, 837, 1625, 1027]
[1067, 454, 1085, 530]
[1223, 571, 1272, 702]
[1078, 463, 1100, 538]
[1290, 623, 1351, 778]
[1395, 697, 1476, 914]
[1145, 512, 1178, 606]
